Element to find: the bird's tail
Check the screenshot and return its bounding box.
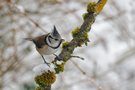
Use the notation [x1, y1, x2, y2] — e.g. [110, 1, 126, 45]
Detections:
[23, 38, 33, 41]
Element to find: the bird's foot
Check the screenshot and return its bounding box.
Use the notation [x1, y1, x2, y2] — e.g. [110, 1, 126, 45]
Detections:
[53, 54, 63, 61]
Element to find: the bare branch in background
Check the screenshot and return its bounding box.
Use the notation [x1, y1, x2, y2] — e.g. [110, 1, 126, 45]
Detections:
[0, 0, 135, 90]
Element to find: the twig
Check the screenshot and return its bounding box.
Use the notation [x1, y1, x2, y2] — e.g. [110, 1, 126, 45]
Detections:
[13, 3, 48, 33]
[70, 55, 84, 60]
[71, 60, 104, 90]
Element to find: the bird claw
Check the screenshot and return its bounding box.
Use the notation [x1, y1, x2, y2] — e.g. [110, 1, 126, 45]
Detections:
[53, 54, 63, 61]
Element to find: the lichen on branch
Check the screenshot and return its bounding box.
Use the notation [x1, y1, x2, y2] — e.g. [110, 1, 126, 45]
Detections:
[54, 0, 107, 74]
[33, 0, 107, 90]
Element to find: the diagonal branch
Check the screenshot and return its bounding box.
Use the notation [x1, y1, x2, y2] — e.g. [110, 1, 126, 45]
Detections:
[53, 0, 108, 73]
[34, 0, 107, 90]
[58, 13, 95, 62]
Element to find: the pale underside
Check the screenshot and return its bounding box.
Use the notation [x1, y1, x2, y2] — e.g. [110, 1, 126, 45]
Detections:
[36, 45, 59, 55]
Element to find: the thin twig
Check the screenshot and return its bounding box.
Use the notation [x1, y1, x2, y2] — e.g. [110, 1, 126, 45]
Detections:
[71, 60, 104, 90]
[71, 55, 84, 60]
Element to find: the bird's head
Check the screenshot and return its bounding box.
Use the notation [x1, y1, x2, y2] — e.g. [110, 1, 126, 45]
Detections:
[46, 26, 64, 48]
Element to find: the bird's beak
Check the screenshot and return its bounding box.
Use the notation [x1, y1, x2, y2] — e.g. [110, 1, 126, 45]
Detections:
[61, 39, 65, 42]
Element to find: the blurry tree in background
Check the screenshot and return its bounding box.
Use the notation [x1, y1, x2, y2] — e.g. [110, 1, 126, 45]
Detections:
[0, 0, 135, 90]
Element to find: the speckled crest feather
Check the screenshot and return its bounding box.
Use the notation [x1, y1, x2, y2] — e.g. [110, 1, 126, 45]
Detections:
[51, 25, 60, 39]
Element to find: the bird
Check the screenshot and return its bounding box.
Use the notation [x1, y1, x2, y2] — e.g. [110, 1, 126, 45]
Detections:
[24, 26, 64, 66]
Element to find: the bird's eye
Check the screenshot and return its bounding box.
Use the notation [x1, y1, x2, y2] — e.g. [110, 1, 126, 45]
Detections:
[55, 39, 58, 41]
[48, 35, 58, 41]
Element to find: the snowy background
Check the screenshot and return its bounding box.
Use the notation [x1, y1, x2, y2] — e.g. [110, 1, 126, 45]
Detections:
[0, 0, 135, 90]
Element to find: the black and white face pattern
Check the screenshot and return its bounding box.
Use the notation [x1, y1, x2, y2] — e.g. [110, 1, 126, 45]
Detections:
[46, 26, 62, 48]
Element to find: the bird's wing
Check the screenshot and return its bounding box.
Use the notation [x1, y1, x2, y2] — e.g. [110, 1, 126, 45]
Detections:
[33, 34, 49, 48]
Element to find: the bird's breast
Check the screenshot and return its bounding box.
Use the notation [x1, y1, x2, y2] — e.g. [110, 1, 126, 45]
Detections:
[36, 45, 59, 55]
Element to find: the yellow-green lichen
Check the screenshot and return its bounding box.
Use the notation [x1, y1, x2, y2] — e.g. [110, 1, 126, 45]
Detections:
[83, 32, 88, 40]
[62, 41, 70, 48]
[35, 71, 56, 85]
[82, 13, 89, 20]
[54, 63, 65, 74]
[35, 86, 43, 90]
[87, 2, 96, 13]
[76, 31, 89, 47]
[83, 32, 89, 46]
[71, 27, 80, 38]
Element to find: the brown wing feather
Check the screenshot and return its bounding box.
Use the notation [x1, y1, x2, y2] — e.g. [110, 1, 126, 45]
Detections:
[33, 34, 49, 48]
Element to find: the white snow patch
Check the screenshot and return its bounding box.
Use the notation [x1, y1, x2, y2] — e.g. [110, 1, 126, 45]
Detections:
[33, 64, 55, 76]
[56, 60, 64, 65]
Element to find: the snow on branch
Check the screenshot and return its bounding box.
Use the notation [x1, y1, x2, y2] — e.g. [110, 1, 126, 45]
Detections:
[34, 0, 107, 90]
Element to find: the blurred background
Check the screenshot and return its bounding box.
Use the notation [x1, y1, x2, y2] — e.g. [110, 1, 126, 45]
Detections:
[0, 0, 135, 90]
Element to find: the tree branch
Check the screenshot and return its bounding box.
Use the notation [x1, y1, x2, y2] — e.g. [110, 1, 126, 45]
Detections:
[53, 0, 107, 73]
[34, 0, 107, 90]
